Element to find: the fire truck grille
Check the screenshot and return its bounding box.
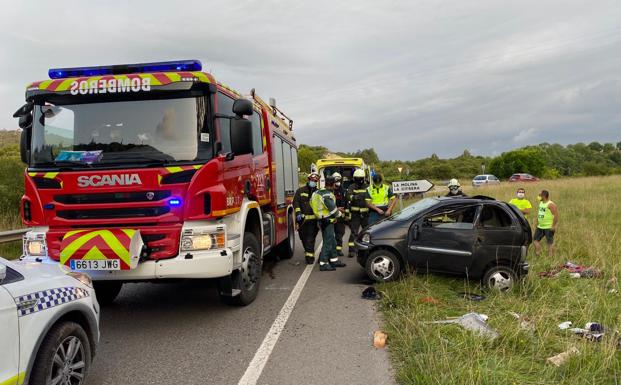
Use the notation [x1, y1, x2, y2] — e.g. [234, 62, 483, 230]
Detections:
[57, 207, 170, 220]
[55, 191, 171, 204]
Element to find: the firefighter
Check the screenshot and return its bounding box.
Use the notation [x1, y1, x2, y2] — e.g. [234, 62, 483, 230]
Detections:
[293, 172, 320, 264]
[367, 172, 396, 225]
[311, 175, 346, 271]
[346, 168, 369, 258]
[446, 178, 466, 197]
[332, 172, 347, 256]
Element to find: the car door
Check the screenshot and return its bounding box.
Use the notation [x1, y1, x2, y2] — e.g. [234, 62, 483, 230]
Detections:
[0, 265, 20, 385]
[476, 204, 522, 263]
[408, 203, 480, 274]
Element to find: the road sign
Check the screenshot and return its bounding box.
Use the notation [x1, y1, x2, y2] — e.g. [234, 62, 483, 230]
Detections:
[397, 167, 403, 173]
[392, 180, 434, 194]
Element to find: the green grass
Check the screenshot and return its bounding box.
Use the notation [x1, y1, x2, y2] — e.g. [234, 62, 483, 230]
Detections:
[380, 175, 621, 385]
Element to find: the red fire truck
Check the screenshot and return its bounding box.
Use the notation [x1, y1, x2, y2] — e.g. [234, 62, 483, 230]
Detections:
[14, 60, 298, 305]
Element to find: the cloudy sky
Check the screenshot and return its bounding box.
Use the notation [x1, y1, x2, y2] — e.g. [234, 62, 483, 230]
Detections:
[1, 0, 620, 160]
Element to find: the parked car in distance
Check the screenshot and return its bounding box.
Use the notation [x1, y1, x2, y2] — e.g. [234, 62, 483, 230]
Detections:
[355, 196, 531, 290]
[0, 257, 99, 385]
[472, 174, 501, 187]
[509, 173, 539, 182]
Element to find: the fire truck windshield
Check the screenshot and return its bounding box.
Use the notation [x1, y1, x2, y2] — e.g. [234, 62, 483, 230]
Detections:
[31, 96, 210, 168]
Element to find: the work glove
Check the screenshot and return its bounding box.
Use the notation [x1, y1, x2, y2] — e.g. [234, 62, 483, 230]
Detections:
[296, 214, 304, 223]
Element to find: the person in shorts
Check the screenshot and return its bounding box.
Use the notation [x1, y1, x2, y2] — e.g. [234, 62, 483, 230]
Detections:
[533, 190, 558, 256]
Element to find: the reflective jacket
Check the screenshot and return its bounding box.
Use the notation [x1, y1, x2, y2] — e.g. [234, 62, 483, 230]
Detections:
[310, 189, 339, 220]
[368, 184, 394, 207]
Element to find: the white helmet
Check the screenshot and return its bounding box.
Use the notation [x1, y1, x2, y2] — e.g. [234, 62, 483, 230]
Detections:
[332, 172, 342, 181]
[448, 178, 460, 188]
[353, 169, 365, 178]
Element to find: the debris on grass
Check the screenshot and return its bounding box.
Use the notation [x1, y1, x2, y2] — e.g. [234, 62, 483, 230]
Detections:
[373, 330, 387, 348]
[509, 312, 535, 332]
[419, 296, 440, 305]
[558, 321, 573, 330]
[539, 261, 603, 278]
[560, 321, 606, 342]
[458, 292, 486, 301]
[362, 286, 381, 300]
[547, 346, 580, 367]
[428, 313, 498, 340]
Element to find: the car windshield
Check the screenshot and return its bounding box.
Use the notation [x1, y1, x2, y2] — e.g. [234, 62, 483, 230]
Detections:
[31, 96, 210, 168]
[391, 198, 438, 221]
[474, 175, 486, 180]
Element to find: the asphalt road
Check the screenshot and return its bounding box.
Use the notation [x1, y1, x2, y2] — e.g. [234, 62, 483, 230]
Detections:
[88, 232, 394, 385]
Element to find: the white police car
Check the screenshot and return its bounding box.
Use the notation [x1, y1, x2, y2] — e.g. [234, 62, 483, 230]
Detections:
[0, 257, 99, 385]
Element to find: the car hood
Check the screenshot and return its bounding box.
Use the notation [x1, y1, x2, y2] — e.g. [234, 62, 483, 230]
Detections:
[366, 217, 410, 239]
[2, 259, 81, 298]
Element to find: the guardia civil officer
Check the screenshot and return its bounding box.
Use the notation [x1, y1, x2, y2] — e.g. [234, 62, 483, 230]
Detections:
[367, 172, 396, 225]
[293, 172, 320, 264]
[311, 175, 346, 271]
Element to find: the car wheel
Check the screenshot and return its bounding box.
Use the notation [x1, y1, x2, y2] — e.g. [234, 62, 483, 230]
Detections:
[93, 281, 123, 305]
[30, 321, 92, 385]
[482, 265, 517, 291]
[276, 212, 295, 260]
[365, 249, 401, 283]
[219, 232, 262, 306]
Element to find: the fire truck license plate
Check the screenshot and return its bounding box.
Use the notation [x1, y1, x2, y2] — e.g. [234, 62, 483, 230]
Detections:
[70, 259, 120, 271]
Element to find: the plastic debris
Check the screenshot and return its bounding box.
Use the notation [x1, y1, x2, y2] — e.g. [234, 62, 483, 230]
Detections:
[509, 312, 535, 332]
[561, 321, 605, 342]
[547, 347, 579, 367]
[429, 313, 498, 339]
[361, 286, 380, 300]
[558, 321, 573, 330]
[458, 292, 486, 301]
[373, 330, 387, 348]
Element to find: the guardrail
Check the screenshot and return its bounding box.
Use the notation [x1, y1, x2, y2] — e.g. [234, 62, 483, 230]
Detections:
[0, 229, 28, 244]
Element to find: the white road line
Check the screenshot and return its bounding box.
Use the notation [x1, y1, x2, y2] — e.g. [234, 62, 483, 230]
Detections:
[237, 241, 322, 385]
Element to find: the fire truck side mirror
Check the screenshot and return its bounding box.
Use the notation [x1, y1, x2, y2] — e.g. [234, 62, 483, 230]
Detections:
[230, 117, 253, 156]
[20, 127, 31, 164]
[232, 99, 253, 117]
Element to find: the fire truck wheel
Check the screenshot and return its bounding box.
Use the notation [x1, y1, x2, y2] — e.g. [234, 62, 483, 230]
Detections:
[276, 212, 295, 259]
[220, 232, 262, 306]
[93, 281, 123, 305]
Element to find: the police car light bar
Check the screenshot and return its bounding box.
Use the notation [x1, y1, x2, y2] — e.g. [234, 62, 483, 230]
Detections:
[48, 60, 203, 79]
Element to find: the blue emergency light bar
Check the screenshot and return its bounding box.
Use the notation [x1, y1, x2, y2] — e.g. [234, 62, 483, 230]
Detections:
[48, 60, 203, 79]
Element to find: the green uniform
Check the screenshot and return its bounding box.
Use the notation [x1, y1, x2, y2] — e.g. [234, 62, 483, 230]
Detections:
[311, 188, 339, 264]
[509, 198, 533, 218]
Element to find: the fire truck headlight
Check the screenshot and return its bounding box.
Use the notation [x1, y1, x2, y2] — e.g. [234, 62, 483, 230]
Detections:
[181, 230, 226, 251]
[25, 239, 47, 256]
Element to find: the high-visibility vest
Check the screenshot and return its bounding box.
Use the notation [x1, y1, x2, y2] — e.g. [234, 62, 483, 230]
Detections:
[310, 190, 338, 219]
[368, 184, 390, 206]
[537, 200, 555, 229]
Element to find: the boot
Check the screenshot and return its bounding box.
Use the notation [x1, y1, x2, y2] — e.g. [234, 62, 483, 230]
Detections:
[305, 256, 315, 265]
[320, 263, 336, 271]
[331, 260, 347, 268]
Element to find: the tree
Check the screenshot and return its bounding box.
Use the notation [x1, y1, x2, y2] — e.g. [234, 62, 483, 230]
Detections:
[588, 141, 603, 152]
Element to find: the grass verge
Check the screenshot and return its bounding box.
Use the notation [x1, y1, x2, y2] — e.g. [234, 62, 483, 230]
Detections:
[380, 175, 621, 385]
